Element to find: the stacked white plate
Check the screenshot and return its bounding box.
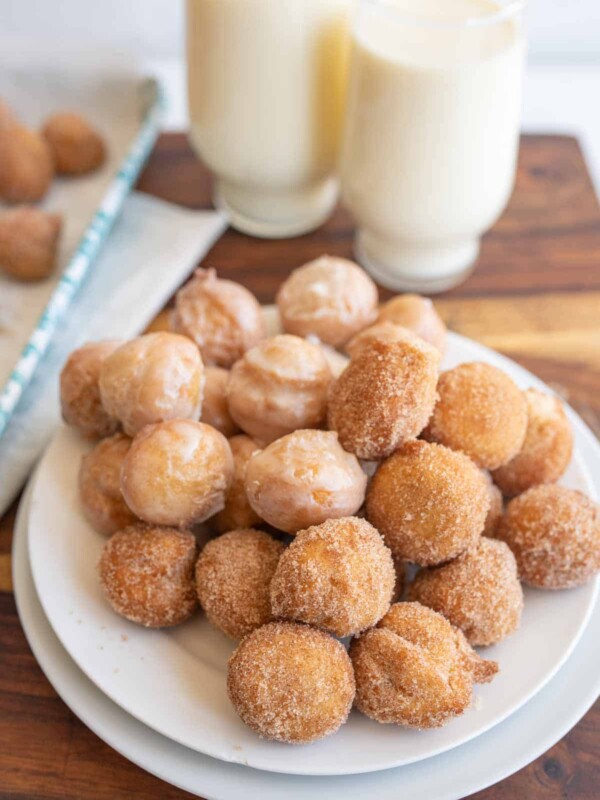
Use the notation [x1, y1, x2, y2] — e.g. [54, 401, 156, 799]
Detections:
[13, 328, 600, 800]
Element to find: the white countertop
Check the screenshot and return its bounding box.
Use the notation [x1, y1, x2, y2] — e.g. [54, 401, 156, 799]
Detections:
[147, 59, 600, 200]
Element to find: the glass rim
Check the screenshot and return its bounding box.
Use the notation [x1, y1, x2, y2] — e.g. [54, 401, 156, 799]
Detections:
[359, 0, 526, 30]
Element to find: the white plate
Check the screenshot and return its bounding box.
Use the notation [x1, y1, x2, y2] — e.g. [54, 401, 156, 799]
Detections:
[14, 477, 600, 800]
[27, 330, 599, 776]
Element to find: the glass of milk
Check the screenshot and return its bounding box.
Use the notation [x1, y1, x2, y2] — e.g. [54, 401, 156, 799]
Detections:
[186, 0, 353, 238]
[340, 0, 526, 292]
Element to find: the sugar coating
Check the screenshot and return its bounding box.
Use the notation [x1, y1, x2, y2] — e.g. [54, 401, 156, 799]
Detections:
[196, 529, 284, 640]
[245, 430, 367, 534]
[99, 524, 198, 628]
[350, 602, 498, 729]
[78, 433, 137, 536]
[409, 538, 523, 646]
[42, 112, 106, 175]
[276, 255, 378, 347]
[227, 621, 355, 744]
[171, 268, 265, 367]
[496, 485, 600, 589]
[492, 388, 573, 497]
[99, 332, 204, 437]
[327, 337, 440, 461]
[425, 362, 528, 470]
[0, 205, 62, 281]
[121, 419, 234, 528]
[366, 440, 490, 566]
[270, 517, 395, 637]
[227, 334, 332, 445]
[376, 294, 447, 355]
[60, 340, 122, 438]
[391, 553, 407, 602]
[0, 124, 54, 203]
[201, 366, 240, 438]
[346, 322, 425, 360]
[482, 471, 504, 537]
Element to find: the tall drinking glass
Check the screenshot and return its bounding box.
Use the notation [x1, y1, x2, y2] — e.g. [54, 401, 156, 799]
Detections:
[187, 0, 353, 238]
[340, 0, 526, 292]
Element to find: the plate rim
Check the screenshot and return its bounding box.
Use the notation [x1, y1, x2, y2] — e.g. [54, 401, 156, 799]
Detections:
[26, 329, 600, 776]
[12, 479, 600, 800]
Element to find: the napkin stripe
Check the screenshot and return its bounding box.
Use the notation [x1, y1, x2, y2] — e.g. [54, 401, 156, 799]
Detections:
[0, 78, 165, 439]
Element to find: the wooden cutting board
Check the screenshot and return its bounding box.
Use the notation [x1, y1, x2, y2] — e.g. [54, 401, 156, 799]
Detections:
[0, 133, 598, 800]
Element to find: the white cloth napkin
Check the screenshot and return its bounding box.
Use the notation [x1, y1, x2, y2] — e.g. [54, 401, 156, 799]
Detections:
[0, 191, 227, 514]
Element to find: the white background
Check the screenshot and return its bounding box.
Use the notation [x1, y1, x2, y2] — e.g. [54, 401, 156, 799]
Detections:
[1, 0, 599, 193]
[2, 0, 600, 64]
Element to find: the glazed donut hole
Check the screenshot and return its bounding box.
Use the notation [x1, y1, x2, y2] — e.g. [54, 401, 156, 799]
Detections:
[317, 342, 349, 378]
[201, 366, 240, 438]
[376, 294, 447, 355]
[227, 334, 332, 445]
[276, 255, 378, 348]
[327, 337, 440, 461]
[171, 268, 265, 367]
[98, 332, 204, 437]
[492, 388, 573, 497]
[496, 485, 600, 590]
[99, 524, 198, 628]
[120, 419, 233, 528]
[424, 362, 528, 470]
[245, 429, 367, 534]
[227, 621, 355, 744]
[409, 537, 523, 646]
[350, 602, 498, 729]
[212, 434, 263, 534]
[78, 433, 137, 536]
[196, 529, 284, 640]
[366, 440, 490, 566]
[270, 517, 395, 638]
[60, 340, 122, 438]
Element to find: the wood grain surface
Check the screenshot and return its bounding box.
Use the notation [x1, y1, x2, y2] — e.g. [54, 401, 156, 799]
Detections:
[0, 133, 599, 800]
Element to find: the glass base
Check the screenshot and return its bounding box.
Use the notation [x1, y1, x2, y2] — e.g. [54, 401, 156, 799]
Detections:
[213, 178, 338, 239]
[354, 230, 480, 294]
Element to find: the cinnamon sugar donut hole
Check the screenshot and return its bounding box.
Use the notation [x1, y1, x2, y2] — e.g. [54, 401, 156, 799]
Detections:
[121, 420, 233, 528]
[227, 334, 332, 445]
[99, 332, 204, 437]
[276, 255, 378, 347]
[424, 362, 527, 470]
[350, 602, 497, 729]
[392, 554, 407, 602]
[171, 269, 265, 367]
[212, 434, 263, 534]
[99, 524, 197, 628]
[346, 322, 422, 360]
[270, 517, 395, 637]
[60, 340, 122, 438]
[227, 621, 355, 744]
[492, 389, 573, 497]
[200, 366, 240, 438]
[483, 472, 504, 537]
[245, 430, 367, 534]
[376, 294, 447, 355]
[496, 485, 600, 589]
[327, 337, 440, 461]
[366, 440, 489, 566]
[196, 529, 284, 640]
[409, 538, 523, 646]
[78, 433, 137, 536]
